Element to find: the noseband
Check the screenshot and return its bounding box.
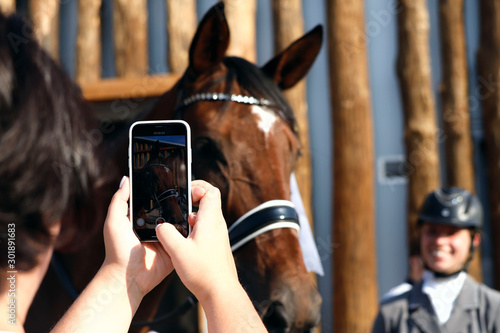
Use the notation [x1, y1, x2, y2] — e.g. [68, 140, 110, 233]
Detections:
[154, 189, 178, 203]
[147, 163, 179, 208]
[228, 200, 300, 252]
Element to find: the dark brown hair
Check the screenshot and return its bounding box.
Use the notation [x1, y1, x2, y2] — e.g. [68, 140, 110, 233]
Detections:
[0, 12, 111, 270]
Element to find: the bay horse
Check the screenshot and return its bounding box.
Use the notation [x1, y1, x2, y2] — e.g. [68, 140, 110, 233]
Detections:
[27, 3, 323, 333]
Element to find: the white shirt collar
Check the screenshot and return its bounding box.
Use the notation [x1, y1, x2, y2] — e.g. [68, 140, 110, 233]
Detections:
[422, 269, 467, 324]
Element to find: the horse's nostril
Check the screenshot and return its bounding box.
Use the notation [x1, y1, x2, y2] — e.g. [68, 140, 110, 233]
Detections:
[263, 301, 290, 332]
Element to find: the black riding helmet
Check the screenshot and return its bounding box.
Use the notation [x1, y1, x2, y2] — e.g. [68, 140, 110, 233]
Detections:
[418, 187, 483, 275]
[417, 187, 483, 230]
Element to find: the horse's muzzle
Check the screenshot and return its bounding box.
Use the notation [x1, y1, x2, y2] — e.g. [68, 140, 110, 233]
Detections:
[262, 291, 322, 333]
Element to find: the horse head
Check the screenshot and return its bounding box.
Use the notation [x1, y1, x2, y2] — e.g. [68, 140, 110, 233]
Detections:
[148, 3, 323, 332]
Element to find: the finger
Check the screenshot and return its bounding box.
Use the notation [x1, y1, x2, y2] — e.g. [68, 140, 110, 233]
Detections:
[106, 176, 130, 216]
[193, 182, 222, 221]
[143, 242, 175, 273]
[188, 212, 197, 227]
[156, 222, 187, 257]
[191, 184, 207, 205]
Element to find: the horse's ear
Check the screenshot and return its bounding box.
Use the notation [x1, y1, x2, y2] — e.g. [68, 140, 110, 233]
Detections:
[188, 2, 229, 74]
[261, 25, 323, 90]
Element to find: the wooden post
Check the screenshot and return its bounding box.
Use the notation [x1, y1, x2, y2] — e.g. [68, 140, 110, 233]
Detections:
[166, 0, 197, 73]
[222, 0, 257, 63]
[271, 0, 313, 224]
[397, 0, 441, 257]
[28, 0, 59, 60]
[439, 0, 482, 281]
[477, 0, 500, 289]
[113, 0, 148, 77]
[0, 0, 15, 14]
[76, 0, 102, 83]
[327, 1, 378, 332]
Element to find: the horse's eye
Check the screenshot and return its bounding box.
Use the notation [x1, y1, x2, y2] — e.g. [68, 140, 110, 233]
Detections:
[193, 137, 226, 164]
[194, 137, 215, 156]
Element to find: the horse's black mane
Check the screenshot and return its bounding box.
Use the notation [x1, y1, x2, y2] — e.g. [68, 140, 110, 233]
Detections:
[222, 57, 298, 135]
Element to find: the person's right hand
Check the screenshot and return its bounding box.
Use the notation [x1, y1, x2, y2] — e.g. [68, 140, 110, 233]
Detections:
[155, 180, 238, 303]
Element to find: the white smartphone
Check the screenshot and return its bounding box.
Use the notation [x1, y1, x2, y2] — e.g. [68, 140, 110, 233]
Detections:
[129, 120, 192, 241]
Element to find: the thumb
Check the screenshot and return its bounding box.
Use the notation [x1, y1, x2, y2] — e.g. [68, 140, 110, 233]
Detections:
[156, 223, 186, 258]
[105, 176, 130, 229]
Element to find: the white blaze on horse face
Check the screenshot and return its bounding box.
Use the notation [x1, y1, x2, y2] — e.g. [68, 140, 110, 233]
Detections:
[251, 105, 278, 142]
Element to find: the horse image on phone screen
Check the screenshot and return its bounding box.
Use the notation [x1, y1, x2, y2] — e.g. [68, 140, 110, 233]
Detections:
[132, 139, 187, 233]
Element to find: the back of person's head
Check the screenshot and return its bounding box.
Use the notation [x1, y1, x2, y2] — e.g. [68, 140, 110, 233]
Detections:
[417, 187, 483, 231]
[0, 12, 111, 271]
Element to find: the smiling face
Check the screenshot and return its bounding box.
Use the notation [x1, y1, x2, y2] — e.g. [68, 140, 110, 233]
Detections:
[420, 222, 480, 275]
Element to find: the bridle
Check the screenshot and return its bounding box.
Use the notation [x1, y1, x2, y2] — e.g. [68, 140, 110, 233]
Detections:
[179, 92, 272, 109]
[177, 91, 300, 247]
[147, 163, 179, 215]
[174, 90, 274, 119]
[154, 188, 178, 203]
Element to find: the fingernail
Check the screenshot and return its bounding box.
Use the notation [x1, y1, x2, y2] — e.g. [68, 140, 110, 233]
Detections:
[119, 176, 126, 189]
[195, 185, 207, 197]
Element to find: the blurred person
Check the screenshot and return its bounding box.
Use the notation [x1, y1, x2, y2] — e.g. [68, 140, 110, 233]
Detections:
[0, 10, 109, 331]
[373, 187, 500, 332]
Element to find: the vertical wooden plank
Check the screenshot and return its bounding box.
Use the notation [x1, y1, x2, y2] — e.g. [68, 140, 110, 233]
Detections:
[222, 0, 256, 63]
[327, 0, 378, 332]
[477, 0, 500, 289]
[28, 0, 59, 60]
[0, 0, 15, 14]
[272, 0, 303, 50]
[439, 0, 482, 281]
[439, 0, 475, 194]
[113, 0, 148, 77]
[166, 0, 196, 73]
[271, 0, 313, 224]
[76, 0, 102, 83]
[397, 0, 441, 257]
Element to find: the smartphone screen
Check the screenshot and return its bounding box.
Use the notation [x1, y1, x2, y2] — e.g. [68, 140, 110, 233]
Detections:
[129, 120, 191, 241]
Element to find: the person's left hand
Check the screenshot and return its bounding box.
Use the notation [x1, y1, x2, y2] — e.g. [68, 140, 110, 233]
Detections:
[102, 176, 174, 299]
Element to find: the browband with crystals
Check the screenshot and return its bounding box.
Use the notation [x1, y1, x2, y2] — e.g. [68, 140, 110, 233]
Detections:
[179, 92, 272, 108]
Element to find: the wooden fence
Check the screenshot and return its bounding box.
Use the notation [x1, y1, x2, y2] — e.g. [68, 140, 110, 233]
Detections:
[132, 140, 181, 172]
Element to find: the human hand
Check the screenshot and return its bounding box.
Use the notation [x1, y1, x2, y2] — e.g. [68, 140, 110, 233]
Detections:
[102, 176, 174, 300]
[155, 180, 239, 304]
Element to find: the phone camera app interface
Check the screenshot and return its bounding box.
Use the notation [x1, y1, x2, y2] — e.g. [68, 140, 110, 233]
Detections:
[132, 134, 188, 237]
